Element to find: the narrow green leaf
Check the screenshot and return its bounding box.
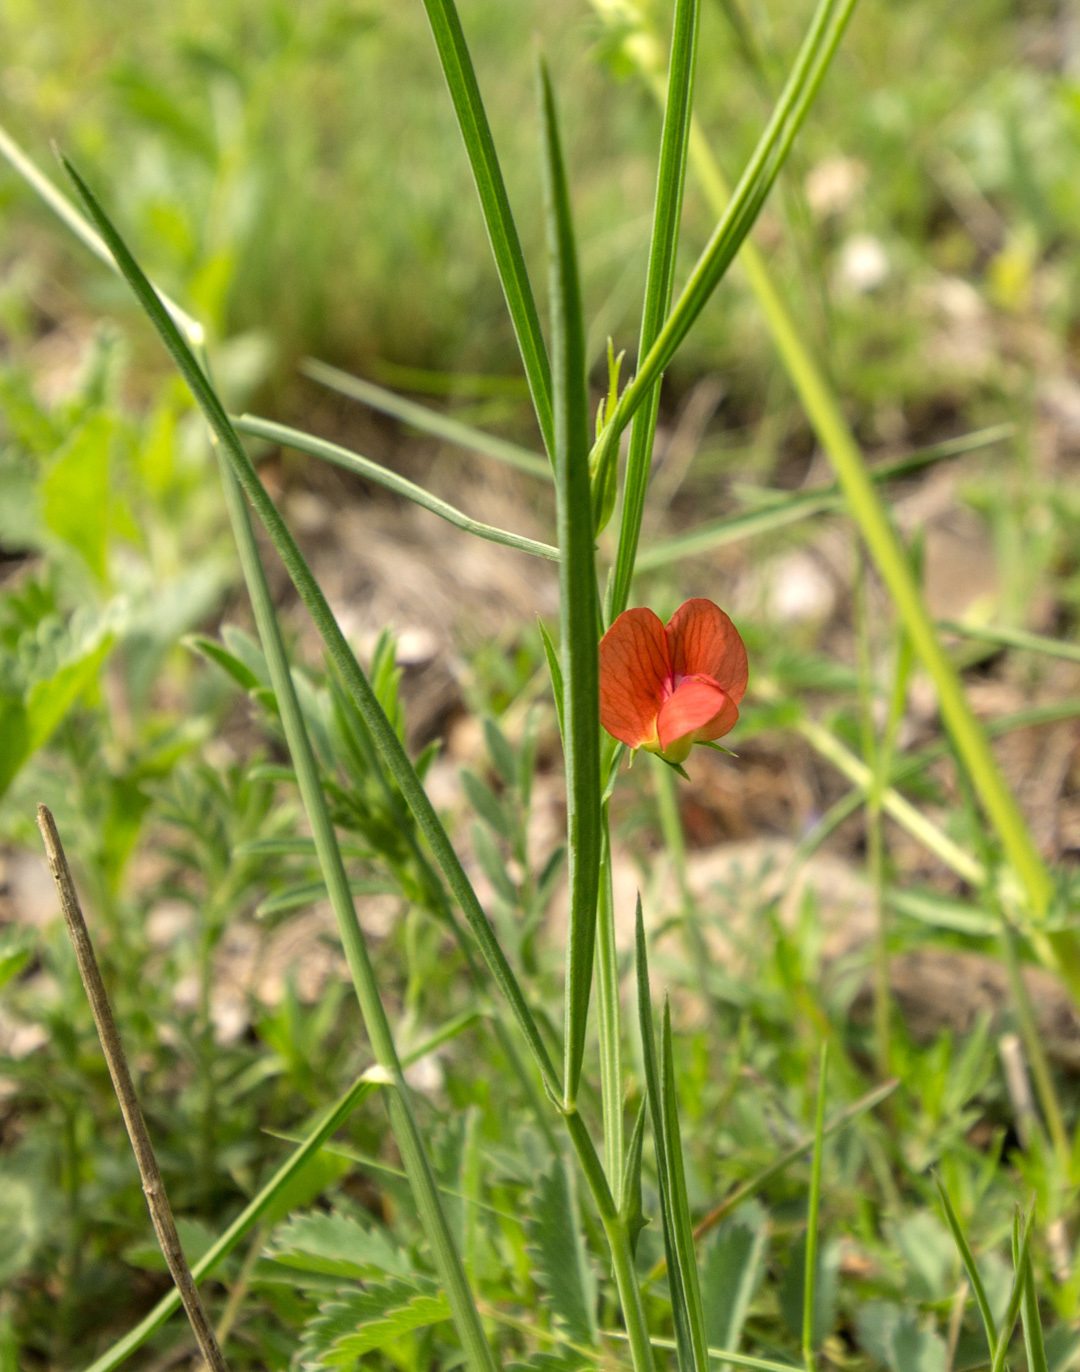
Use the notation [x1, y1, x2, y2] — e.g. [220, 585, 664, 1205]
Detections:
[621, 1098, 649, 1258]
[595, 811, 623, 1195]
[461, 767, 514, 841]
[703, 1202, 768, 1362]
[419, 0, 554, 456]
[802, 1044, 828, 1370]
[935, 1175, 998, 1359]
[606, 0, 700, 617]
[538, 618, 566, 743]
[483, 717, 518, 789]
[234, 413, 556, 560]
[185, 634, 262, 692]
[662, 1000, 710, 1372]
[1020, 1239, 1049, 1372]
[255, 878, 395, 920]
[940, 619, 1080, 666]
[989, 1211, 1034, 1372]
[526, 1154, 598, 1346]
[635, 899, 696, 1372]
[591, 0, 855, 472]
[299, 359, 550, 480]
[537, 57, 601, 1107]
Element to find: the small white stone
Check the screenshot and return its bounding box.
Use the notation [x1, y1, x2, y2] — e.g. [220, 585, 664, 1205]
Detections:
[805, 156, 868, 218]
[836, 234, 890, 294]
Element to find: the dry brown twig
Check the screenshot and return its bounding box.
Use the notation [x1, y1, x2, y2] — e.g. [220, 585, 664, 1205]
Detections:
[36, 803, 231, 1372]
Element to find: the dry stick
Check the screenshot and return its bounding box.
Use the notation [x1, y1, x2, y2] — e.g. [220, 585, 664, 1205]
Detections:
[36, 805, 230, 1372]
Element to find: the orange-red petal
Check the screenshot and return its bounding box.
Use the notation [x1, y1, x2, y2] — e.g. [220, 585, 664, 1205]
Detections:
[656, 675, 730, 752]
[665, 598, 748, 704]
[599, 607, 670, 749]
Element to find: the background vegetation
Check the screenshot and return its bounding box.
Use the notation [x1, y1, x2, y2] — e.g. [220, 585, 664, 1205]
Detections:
[4, 0, 1080, 1369]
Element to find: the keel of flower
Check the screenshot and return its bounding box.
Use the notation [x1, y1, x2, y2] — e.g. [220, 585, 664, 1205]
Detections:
[599, 598, 748, 767]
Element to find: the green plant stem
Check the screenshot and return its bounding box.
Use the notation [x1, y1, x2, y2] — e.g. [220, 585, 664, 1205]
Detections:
[803, 1043, 828, 1372]
[233, 413, 557, 560]
[999, 923, 1070, 1169]
[595, 809, 624, 1199]
[217, 456, 497, 1372]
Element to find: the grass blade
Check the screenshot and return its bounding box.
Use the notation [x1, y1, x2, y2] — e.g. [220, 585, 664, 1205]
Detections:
[1020, 1237, 1049, 1372]
[935, 1175, 998, 1359]
[636, 901, 696, 1372]
[802, 1044, 828, 1371]
[537, 57, 602, 1108]
[662, 1000, 710, 1372]
[645, 1077, 898, 1286]
[589, 0, 856, 484]
[636, 426, 1011, 571]
[61, 157, 561, 1110]
[990, 1210, 1034, 1372]
[939, 619, 1080, 666]
[596, 812, 624, 1196]
[300, 358, 550, 480]
[606, 0, 700, 619]
[420, 0, 554, 456]
[233, 413, 557, 560]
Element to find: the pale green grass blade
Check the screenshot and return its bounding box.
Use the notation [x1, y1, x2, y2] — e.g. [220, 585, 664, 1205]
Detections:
[605, 0, 699, 616]
[636, 901, 696, 1372]
[538, 57, 602, 1108]
[802, 1044, 828, 1370]
[1020, 1239, 1049, 1372]
[420, 0, 554, 456]
[233, 413, 557, 560]
[596, 813, 624, 1197]
[637, 426, 1010, 570]
[62, 154, 562, 1106]
[662, 1000, 710, 1372]
[645, 1078, 898, 1287]
[935, 1174, 998, 1359]
[989, 1211, 1034, 1372]
[0, 124, 202, 347]
[300, 358, 550, 481]
[940, 620, 1080, 665]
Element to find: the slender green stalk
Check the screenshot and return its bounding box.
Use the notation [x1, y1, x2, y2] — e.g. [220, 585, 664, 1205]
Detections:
[990, 1211, 1034, 1372]
[606, 0, 700, 619]
[420, 0, 554, 456]
[940, 619, 1080, 666]
[537, 59, 602, 1109]
[595, 810, 624, 1197]
[216, 458, 497, 1372]
[802, 1043, 828, 1372]
[935, 1175, 998, 1359]
[299, 358, 550, 480]
[999, 924, 1069, 1168]
[232, 413, 557, 560]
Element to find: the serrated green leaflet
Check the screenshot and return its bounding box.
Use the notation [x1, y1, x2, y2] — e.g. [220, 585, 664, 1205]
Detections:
[537, 57, 601, 1110]
[233, 413, 556, 559]
[526, 1154, 598, 1347]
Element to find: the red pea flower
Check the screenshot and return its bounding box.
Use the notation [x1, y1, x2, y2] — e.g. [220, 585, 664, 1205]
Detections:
[599, 598, 748, 765]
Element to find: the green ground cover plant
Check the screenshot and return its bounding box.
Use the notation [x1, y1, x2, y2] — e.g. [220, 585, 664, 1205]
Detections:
[5, 1, 1080, 1370]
